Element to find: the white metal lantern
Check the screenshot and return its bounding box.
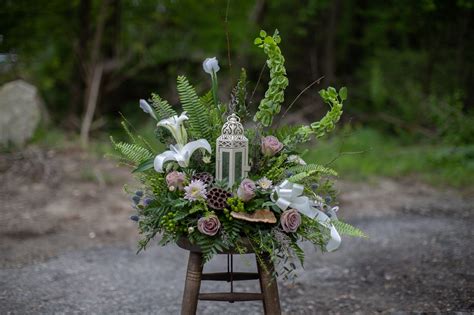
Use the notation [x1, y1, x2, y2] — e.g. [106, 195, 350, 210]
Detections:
[215, 113, 251, 187]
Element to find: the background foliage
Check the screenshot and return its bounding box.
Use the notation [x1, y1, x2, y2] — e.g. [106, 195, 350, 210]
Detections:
[1, 0, 473, 186]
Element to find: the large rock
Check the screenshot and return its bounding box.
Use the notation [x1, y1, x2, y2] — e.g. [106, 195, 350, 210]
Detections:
[0, 80, 43, 147]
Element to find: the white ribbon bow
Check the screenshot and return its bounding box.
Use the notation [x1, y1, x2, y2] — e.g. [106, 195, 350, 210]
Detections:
[271, 180, 341, 252]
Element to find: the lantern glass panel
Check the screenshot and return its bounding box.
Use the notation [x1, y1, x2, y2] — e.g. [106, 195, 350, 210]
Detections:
[235, 151, 242, 182]
[222, 151, 230, 181]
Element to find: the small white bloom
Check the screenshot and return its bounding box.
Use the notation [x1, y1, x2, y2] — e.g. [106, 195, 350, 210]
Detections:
[256, 177, 273, 190]
[202, 155, 211, 164]
[202, 57, 220, 75]
[188, 227, 195, 233]
[139, 99, 157, 120]
[169, 186, 176, 192]
[287, 155, 307, 165]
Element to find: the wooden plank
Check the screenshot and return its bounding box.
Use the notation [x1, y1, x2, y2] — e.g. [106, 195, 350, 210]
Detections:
[198, 292, 263, 302]
[201, 272, 260, 281]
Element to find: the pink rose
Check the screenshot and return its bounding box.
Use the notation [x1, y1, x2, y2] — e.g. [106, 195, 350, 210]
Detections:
[280, 209, 301, 233]
[166, 171, 186, 191]
[197, 215, 221, 236]
[261, 136, 283, 157]
[237, 179, 256, 202]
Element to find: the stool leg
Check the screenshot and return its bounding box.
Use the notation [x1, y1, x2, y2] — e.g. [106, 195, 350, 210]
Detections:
[257, 253, 281, 315]
[181, 251, 203, 315]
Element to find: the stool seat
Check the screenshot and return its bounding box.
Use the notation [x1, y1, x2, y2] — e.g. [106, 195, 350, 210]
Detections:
[178, 237, 282, 315]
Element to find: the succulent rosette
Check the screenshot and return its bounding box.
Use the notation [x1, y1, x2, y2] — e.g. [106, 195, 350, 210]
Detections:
[113, 30, 364, 281]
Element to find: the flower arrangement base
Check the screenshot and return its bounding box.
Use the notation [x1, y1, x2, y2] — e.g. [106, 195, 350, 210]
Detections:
[177, 238, 281, 315]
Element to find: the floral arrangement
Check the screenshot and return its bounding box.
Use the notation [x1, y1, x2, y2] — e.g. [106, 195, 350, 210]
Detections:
[112, 30, 365, 279]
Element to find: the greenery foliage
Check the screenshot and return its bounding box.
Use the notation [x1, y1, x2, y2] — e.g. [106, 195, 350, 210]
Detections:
[177, 76, 213, 142]
[253, 30, 289, 127]
[108, 31, 365, 280]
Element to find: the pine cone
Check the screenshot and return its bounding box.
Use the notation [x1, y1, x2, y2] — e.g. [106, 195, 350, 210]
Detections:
[192, 172, 214, 186]
[207, 187, 232, 210]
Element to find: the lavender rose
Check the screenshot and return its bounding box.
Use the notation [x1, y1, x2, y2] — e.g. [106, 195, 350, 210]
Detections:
[280, 209, 301, 233]
[197, 215, 221, 236]
[261, 136, 283, 157]
[166, 171, 186, 191]
[237, 179, 256, 202]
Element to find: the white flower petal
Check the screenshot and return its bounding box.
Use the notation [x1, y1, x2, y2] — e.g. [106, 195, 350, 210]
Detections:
[139, 99, 157, 120]
[154, 151, 176, 173]
[202, 57, 220, 75]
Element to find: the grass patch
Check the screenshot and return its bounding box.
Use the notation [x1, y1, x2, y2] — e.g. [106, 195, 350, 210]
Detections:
[305, 127, 474, 188]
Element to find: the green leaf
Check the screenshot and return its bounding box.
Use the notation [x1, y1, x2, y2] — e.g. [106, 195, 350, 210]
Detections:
[259, 30, 267, 37]
[132, 157, 155, 173]
[328, 87, 337, 98]
[339, 87, 347, 101]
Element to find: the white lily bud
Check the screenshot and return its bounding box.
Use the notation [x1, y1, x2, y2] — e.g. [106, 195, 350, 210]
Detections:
[202, 57, 220, 75]
[139, 99, 157, 120]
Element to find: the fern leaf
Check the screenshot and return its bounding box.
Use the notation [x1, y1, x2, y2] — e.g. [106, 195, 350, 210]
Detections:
[177, 75, 212, 141]
[110, 136, 153, 165]
[151, 93, 176, 119]
[332, 220, 367, 238]
[287, 172, 311, 183]
[288, 164, 338, 176]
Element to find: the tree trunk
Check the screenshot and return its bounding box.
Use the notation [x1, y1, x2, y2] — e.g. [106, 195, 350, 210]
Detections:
[67, 0, 91, 128]
[80, 62, 104, 147]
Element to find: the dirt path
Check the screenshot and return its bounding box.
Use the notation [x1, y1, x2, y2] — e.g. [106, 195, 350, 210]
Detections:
[1, 148, 473, 313]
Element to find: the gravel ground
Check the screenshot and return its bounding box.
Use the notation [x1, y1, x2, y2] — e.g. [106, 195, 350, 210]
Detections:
[1, 148, 473, 314]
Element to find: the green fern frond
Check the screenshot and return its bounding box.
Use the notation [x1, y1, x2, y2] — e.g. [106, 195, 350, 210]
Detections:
[288, 164, 338, 176]
[177, 76, 212, 141]
[332, 220, 367, 238]
[120, 121, 137, 143]
[287, 172, 312, 183]
[151, 93, 176, 119]
[110, 136, 153, 165]
[289, 241, 305, 266]
[202, 91, 224, 142]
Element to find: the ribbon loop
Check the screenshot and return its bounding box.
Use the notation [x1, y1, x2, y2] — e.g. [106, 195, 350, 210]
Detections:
[271, 180, 342, 252]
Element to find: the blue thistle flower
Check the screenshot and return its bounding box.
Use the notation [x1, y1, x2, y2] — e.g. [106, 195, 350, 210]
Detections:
[311, 183, 319, 191]
[135, 190, 144, 197]
[130, 215, 139, 222]
[325, 196, 332, 203]
[144, 198, 153, 206]
[132, 195, 141, 204]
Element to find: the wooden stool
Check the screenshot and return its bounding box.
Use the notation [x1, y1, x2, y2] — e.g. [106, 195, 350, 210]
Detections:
[177, 238, 282, 315]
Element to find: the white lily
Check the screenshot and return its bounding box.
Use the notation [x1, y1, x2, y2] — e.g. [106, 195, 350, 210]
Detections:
[157, 112, 189, 146]
[154, 139, 212, 172]
[202, 57, 220, 75]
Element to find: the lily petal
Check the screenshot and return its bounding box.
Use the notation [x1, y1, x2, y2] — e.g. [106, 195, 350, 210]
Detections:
[182, 139, 212, 159]
[154, 151, 177, 173]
